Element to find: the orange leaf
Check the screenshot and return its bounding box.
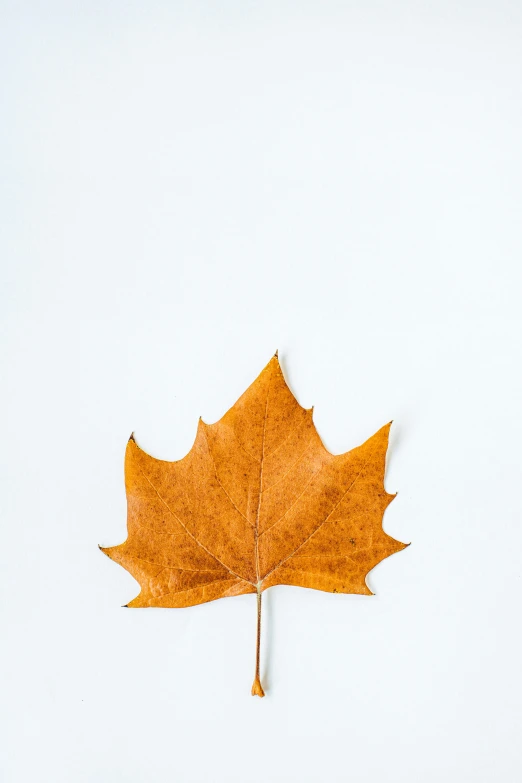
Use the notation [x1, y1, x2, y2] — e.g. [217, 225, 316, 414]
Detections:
[101, 353, 408, 696]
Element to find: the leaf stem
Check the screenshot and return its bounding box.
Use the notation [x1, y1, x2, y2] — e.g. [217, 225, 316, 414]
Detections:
[251, 589, 265, 697]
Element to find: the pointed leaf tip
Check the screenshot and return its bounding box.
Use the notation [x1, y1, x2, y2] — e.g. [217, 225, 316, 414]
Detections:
[129, 432, 135, 442]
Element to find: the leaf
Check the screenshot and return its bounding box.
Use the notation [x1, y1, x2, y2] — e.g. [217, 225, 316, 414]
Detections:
[100, 353, 408, 696]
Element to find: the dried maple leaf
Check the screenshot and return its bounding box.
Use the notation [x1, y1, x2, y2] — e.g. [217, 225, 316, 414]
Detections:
[101, 353, 407, 696]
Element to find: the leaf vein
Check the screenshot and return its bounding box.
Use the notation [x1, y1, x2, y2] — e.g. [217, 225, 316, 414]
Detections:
[261, 454, 372, 581]
[263, 408, 310, 458]
[202, 428, 255, 528]
[138, 467, 255, 586]
[262, 436, 315, 494]
[259, 461, 326, 538]
[147, 577, 243, 604]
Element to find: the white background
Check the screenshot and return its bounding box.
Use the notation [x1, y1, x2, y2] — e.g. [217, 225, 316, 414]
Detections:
[2, 2, 522, 781]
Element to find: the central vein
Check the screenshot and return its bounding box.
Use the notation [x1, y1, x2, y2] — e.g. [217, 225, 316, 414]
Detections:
[253, 369, 272, 586]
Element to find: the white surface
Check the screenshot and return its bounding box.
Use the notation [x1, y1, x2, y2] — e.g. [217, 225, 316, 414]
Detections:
[2, 2, 522, 781]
